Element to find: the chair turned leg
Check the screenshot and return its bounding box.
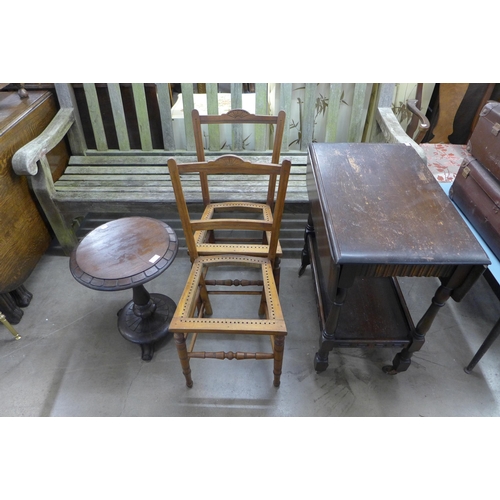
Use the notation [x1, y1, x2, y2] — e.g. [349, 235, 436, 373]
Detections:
[174, 332, 193, 388]
[273, 335, 285, 387]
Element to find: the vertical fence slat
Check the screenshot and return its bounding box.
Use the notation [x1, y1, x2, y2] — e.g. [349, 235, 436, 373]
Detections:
[325, 83, 343, 142]
[254, 83, 268, 151]
[362, 83, 380, 142]
[107, 83, 130, 151]
[301, 83, 316, 151]
[231, 83, 243, 150]
[83, 83, 108, 151]
[54, 83, 87, 155]
[156, 83, 175, 150]
[377, 83, 396, 108]
[131, 83, 153, 151]
[180, 83, 195, 151]
[278, 83, 292, 152]
[348, 83, 368, 143]
[206, 83, 220, 151]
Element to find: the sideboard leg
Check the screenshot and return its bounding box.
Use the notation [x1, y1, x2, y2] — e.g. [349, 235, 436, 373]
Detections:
[383, 280, 454, 374]
[299, 213, 314, 277]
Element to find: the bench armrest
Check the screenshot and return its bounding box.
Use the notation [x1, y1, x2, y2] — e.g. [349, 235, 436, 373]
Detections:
[375, 107, 426, 161]
[12, 108, 75, 176]
[406, 99, 431, 143]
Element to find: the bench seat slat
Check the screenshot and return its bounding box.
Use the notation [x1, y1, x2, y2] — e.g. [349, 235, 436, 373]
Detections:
[55, 181, 305, 190]
[57, 174, 304, 183]
[55, 190, 309, 201]
[68, 155, 308, 166]
[64, 165, 306, 175]
[65, 166, 168, 174]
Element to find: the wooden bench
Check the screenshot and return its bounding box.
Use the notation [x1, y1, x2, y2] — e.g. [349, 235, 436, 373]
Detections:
[12, 83, 416, 256]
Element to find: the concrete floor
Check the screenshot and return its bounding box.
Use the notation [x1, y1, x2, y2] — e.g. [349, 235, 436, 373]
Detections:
[2, 249, 500, 417]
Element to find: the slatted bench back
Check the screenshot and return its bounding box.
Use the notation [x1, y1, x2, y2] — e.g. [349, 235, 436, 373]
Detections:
[55, 83, 376, 156]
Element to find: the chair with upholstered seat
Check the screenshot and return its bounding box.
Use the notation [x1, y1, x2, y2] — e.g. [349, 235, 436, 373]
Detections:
[167, 154, 290, 388]
[191, 108, 286, 287]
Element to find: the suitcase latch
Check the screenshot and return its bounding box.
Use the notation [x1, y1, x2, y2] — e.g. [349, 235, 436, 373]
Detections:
[492, 123, 500, 136]
[462, 166, 470, 178]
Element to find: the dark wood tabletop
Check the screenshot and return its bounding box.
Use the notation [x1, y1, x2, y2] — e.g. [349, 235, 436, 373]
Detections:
[308, 142, 490, 267]
[70, 217, 178, 291]
[303, 142, 490, 373]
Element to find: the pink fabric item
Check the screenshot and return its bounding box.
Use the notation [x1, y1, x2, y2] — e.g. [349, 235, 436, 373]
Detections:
[421, 143, 473, 182]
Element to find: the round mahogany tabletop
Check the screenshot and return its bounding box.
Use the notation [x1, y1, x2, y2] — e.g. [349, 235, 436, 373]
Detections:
[70, 217, 178, 291]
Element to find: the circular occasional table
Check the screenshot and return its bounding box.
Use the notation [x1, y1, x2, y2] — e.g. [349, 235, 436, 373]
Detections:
[69, 217, 179, 361]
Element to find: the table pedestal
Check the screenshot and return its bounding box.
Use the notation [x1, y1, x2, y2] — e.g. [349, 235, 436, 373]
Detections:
[118, 285, 176, 360]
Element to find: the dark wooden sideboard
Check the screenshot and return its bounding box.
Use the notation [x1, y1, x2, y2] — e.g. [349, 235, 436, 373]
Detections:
[299, 143, 490, 374]
[0, 90, 68, 323]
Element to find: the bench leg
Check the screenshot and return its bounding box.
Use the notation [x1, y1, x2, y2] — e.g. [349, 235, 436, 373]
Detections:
[30, 160, 79, 255]
[47, 209, 80, 255]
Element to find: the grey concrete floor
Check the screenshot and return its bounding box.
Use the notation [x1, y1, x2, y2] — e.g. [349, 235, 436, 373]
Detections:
[2, 252, 500, 417]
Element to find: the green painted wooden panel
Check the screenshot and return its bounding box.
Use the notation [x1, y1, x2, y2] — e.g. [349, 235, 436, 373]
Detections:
[156, 83, 175, 150]
[83, 83, 108, 151]
[55, 82, 383, 155]
[180, 83, 195, 150]
[348, 83, 368, 142]
[362, 83, 380, 142]
[378, 83, 396, 108]
[325, 83, 343, 142]
[54, 83, 87, 155]
[278, 83, 292, 152]
[206, 83, 220, 151]
[231, 83, 243, 150]
[301, 83, 316, 151]
[254, 83, 268, 151]
[107, 83, 130, 151]
[131, 83, 153, 151]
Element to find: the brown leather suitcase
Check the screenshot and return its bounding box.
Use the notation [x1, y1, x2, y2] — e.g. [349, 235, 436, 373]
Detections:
[467, 101, 500, 178]
[449, 158, 500, 259]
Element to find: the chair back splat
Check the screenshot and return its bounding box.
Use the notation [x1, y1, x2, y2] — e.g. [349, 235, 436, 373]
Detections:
[167, 154, 291, 388]
[192, 108, 286, 207]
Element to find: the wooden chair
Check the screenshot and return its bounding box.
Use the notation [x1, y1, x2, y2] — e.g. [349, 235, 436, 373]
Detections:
[191, 108, 287, 286]
[167, 155, 290, 388]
